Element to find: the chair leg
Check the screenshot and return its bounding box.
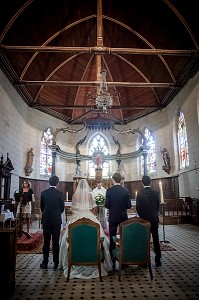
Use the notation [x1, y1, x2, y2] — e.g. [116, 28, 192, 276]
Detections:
[148, 263, 153, 280]
[119, 263, 122, 281]
[112, 257, 116, 270]
[67, 264, 71, 282]
[98, 262, 103, 282]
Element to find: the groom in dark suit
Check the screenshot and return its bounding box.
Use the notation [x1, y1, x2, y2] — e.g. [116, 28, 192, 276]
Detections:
[40, 175, 65, 270]
[136, 175, 162, 267]
[105, 173, 131, 257]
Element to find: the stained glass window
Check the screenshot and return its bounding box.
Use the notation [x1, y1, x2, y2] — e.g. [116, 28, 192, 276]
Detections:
[40, 128, 53, 176]
[88, 134, 110, 178]
[178, 110, 189, 169]
[141, 128, 156, 175]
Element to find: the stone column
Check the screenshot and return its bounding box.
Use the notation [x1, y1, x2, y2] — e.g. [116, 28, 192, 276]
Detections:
[51, 142, 57, 176]
[142, 151, 148, 176]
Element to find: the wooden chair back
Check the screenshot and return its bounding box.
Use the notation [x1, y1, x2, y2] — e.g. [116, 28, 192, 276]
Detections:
[112, 217, 153, 281]
[67, 217, 103, 281]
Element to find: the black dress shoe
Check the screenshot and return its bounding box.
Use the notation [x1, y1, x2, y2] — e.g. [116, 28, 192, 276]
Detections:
[27, 233, 31, 239]
[121, 264, 129, 269]
[156, 261, 162, 267]
[40, 263, 48, 269]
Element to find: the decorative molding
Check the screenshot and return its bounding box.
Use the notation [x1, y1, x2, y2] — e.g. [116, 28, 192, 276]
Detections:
[52, 125, 86, 143]
[49, 125, 150, 162]
[49, 143, 145, 161]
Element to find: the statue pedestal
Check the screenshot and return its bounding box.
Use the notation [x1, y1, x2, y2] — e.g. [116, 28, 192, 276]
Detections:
[95, 168, 102, 181]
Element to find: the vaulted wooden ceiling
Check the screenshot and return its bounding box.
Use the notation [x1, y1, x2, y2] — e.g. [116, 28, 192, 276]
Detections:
[0, 0, 199, 125]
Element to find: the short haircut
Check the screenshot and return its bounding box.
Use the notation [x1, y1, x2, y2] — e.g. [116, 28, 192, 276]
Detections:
[142, 175, 151, 186]
[112, 172, 122, 183]
[49, 175, 59, 186]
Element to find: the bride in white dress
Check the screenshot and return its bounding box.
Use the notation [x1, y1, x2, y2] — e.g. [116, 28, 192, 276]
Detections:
[59, 178, 112, 279]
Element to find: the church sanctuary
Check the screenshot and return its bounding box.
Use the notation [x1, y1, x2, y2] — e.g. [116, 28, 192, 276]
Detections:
[0, 1, 199, 299]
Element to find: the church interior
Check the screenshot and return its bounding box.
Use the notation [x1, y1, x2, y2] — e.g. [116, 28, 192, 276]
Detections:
[0, 0, 199, 299]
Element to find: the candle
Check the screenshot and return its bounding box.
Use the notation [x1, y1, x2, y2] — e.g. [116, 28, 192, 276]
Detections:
[66, 192, 68, 202]
[135, 191, 137, 199]
[159, 181, 164, 204]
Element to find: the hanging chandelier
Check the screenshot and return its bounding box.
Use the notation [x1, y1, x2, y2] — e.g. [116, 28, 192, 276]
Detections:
[95, 70, 113, 111]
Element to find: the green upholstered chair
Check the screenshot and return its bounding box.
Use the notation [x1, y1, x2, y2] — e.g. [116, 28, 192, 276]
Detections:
[112, 217, 153, 281]
[67, 217, 104, 281]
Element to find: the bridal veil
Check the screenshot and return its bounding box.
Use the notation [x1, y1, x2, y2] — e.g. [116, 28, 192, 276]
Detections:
[72, 179, 96, 210]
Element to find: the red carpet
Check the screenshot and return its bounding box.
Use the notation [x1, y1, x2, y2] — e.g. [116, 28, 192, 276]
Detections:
[17, 232, 43, 253]
[16, 230, 176, 253]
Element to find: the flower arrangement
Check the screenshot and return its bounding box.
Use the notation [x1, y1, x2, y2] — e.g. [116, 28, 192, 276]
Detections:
[95, 193, 105, 206]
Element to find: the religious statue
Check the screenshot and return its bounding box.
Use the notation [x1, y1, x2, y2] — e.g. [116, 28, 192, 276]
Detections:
[24, 148, 34, 176]
[95, 153, 103, 168]
[160, 146, 171, 174]
[92, 152, 104, 181]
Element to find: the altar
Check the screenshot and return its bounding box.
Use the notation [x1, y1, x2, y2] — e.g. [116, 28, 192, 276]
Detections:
[0, 211, 15, 228]
[96, 205, 108, 229]
[128, 200, 137, 216]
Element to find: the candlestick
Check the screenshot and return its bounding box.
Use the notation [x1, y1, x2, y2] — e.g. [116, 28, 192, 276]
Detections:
[66, 192, 68, 202]
[159, 181, 164, 204]
[135, 190, 137, 199]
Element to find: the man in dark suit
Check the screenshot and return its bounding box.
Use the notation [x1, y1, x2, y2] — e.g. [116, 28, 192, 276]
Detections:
[105, 173, 131, 257]
[136, 175, 162, 267]
[40, 175, 65, 270]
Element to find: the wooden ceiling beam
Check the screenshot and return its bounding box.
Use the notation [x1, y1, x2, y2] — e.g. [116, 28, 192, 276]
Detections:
[32, 104, 160, 110]
[16, 80, 179, 88]
[1, 44, 198, 56]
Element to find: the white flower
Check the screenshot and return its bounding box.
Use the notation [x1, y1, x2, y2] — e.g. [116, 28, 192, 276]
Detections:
[95, 193, 105, 206]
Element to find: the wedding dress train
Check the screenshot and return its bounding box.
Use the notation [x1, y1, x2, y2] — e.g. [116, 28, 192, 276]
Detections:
[59, 209, 112, 279]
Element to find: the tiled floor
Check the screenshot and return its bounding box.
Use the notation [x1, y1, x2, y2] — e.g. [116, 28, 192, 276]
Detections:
[10, 221, 199, 300]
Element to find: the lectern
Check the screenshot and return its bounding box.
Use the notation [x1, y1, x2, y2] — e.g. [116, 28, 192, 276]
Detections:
[14, 192, 31, 238]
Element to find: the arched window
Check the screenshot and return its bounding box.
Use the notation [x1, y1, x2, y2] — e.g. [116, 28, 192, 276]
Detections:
[88, 133, 110, 178]
[141, 128, 156, 175]
[40, 128, 53, 176]
[178, 110, 189, 169]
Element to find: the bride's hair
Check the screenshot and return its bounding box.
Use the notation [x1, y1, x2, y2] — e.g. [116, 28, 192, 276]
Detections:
[72, 178, 96, 210]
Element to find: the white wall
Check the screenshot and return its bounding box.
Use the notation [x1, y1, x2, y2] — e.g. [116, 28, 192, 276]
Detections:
[167, 72, 199, 197]
[0, 70, 71, 196]
[1, 69, 199, 198]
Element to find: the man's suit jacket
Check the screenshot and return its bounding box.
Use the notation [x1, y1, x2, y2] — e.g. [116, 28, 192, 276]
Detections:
[40, 187, 65, 226]
[136, 187, 160, 223]
[105, 185, 131, 223]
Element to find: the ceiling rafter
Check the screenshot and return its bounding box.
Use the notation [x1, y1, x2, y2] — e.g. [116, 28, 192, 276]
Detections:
[32, 104, 160, 110]
[1, 44, 198, 56]
[16, 80, 178, 88]
[0, 0, 199, 125]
